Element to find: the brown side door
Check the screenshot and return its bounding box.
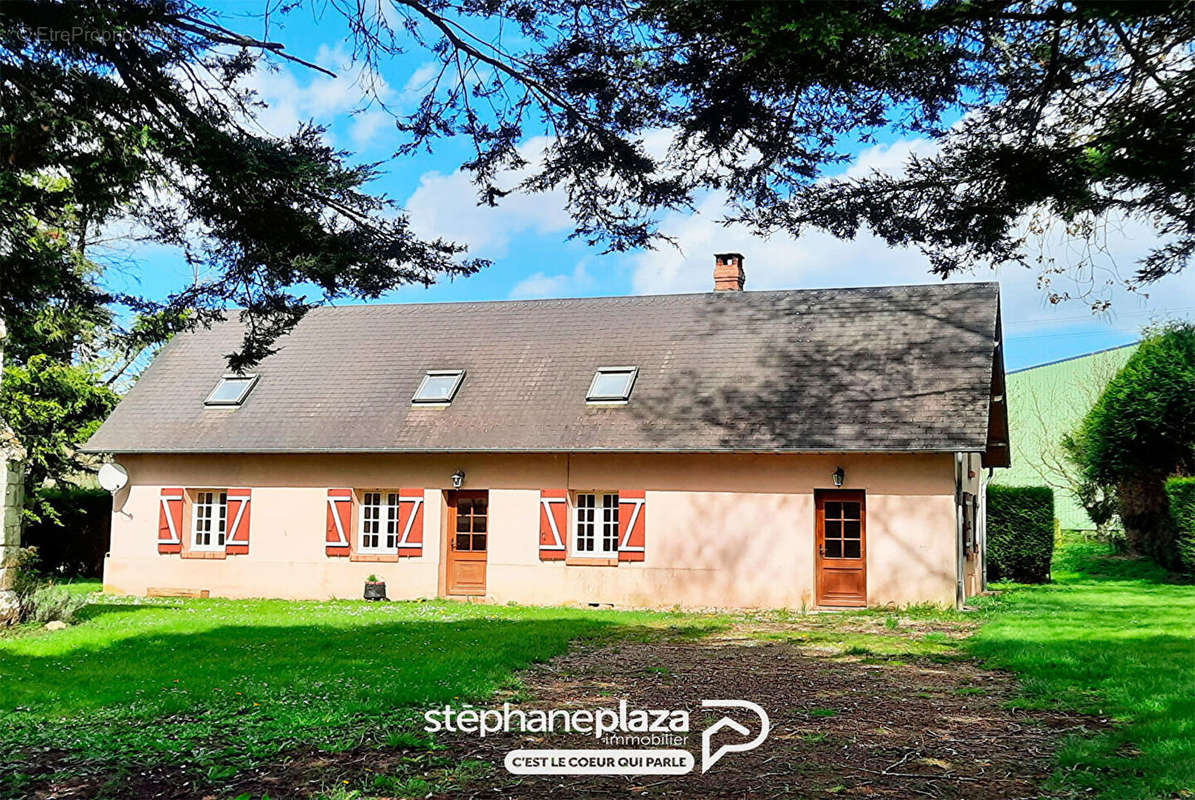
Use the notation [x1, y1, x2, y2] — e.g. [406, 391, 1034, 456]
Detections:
[446, 491, 488, 596]
[815, 490, 867, 607]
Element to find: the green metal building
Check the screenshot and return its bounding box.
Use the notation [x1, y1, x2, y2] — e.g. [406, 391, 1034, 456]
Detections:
[993, 342, 1138, 530]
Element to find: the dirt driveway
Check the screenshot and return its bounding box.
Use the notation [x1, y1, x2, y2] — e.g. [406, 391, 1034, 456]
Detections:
[425, 625, 1100, 799]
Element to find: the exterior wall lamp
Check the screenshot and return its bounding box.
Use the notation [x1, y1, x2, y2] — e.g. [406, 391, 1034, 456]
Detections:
[832, 466, 845, 488]
[451, 470, 466, 489]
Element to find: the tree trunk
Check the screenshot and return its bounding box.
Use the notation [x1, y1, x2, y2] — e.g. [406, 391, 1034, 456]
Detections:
[1117, 473, 1177, 568]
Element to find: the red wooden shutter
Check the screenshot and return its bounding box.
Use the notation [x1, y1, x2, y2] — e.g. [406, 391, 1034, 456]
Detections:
[157, 488, 183, 554]
[225, 489, 252, 555]
[326, 489, 352, 557]
[397, 489, 424, 557]
[618, 490, 646, 562]
[538, 489, 567, 560]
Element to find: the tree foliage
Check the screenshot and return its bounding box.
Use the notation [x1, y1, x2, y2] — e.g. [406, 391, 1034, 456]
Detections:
[1, 0, 483, 371]
[4, 0, 1195, 367]
[1164, 476, 1195, 576]
[1064, 325, 1195, 485]
[372, 0, 1195, 303]
[0, 356, 118, 521]
[1064, 323, 1195, 565]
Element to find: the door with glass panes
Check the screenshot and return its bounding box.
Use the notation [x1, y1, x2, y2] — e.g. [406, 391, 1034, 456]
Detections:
[815, 490, 867, 607]
[446, 491, 488, 596]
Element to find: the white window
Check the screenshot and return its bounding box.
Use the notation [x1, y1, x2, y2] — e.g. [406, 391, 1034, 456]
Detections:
[587, 367, 638, 403]
[574, 492, 619, 556]
[205, 375, 258, 406]
[192, 491, 227, 550]
[359, 492, 400, 552]
[412, 370, 465, 404]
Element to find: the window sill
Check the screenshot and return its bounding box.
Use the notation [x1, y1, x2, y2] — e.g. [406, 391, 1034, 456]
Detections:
[566, 556, 619, 567]
[181, 550, 226, 560]
[351, 553, 400, 563]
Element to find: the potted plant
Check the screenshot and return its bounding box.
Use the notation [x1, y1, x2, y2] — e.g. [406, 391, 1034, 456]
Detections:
[363, 574, 387, 601]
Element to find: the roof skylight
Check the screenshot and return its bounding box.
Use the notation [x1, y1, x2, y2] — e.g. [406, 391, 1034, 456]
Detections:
[413, 369, 465, 404]
[205, 374, 258, 406]
[587, 366, 638, 403]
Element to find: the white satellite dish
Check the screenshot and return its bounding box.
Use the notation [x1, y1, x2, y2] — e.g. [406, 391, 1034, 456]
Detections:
[97, 462, 129, 493]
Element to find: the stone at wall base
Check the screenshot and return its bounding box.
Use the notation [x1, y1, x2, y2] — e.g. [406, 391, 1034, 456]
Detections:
[0, 589, 19, 626]
[44, 620, 67, 631]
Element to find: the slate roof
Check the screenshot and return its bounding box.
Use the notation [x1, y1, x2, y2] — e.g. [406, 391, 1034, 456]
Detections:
[84, 282, 1007, 459]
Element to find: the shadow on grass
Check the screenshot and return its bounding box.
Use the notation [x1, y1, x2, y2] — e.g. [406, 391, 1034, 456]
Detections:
[74, 602, 165, 622]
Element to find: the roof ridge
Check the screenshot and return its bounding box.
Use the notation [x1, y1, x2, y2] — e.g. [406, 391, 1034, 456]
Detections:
[307, 281, 999, 315]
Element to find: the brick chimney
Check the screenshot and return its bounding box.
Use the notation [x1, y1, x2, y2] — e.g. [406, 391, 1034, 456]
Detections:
[713, 253, 745, 291]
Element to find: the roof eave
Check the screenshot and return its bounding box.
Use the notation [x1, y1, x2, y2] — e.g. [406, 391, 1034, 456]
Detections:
[82, 445, 990, 456]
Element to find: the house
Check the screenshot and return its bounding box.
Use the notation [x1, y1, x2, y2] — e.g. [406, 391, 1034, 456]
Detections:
[993, 342, 1137, 531]
[84, 255, 1009, 609]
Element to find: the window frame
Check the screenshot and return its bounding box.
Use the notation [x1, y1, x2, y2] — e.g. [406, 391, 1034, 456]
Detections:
[572, 491, 620, 557]
[451, 492, 489, 553]
[586, 366, 639, 404]
[411, 369, 466, 405]
[357, 490, 401, 554]
[190, 490, 228, 551]
[204, 374, 259, 406]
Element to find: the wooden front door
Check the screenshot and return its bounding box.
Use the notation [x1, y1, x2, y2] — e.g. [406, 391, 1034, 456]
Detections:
[815, 490, 867, 607]
[446, 491, 488, 596]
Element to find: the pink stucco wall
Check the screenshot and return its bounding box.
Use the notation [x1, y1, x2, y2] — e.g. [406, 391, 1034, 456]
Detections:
[103, 451, 966, 608]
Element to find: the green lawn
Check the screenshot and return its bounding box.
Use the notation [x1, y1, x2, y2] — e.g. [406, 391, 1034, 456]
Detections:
[60, 578, 103, 595]
[2, 539, 1193, 799]
[969, 538, 1195, 799]
[0, 597, 721, 795]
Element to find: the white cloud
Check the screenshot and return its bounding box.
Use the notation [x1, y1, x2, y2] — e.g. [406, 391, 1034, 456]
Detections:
[843, 138, 939, 179]
[628, 137, 1195, 341]
[403, 137, 572, 258]
[509, 262, 594, 299]
[243, 44, 397, 148]
[402, 61, 441, 99]
[350, 110, 391, 148]
[629, 190, 934, 296]
[401, 127, 1194, 344]
[402, 127, 690, 261]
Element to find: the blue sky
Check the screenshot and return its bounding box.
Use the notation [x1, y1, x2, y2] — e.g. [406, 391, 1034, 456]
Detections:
[100, 4, 1195, 372]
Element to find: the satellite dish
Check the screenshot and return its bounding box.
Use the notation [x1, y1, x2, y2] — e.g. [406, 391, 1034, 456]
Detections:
[97, 462, 129, 493]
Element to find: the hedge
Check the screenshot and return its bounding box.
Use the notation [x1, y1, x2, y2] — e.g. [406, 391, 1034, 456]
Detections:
[1164, 477, 1195, 576]
[23, 487, 111, 578]
[987, 485, 1055, 583]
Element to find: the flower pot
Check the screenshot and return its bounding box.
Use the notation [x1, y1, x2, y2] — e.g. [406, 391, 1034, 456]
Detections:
[363, 580, 388, 601]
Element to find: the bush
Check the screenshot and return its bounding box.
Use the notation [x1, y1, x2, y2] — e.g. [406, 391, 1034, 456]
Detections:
[1, 547, 88, 624]
[1165, 477, 1195, 576]
[987, 485, 1056, 583]
[25, 584, 87, 625]
[2, 546, 42, 600]
[23, 487, 111, 578]
[1063, 323, 1195, 567]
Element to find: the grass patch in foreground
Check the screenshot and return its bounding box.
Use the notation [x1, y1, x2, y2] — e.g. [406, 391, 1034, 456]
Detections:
[969, 537, 1195, 799]
[0, 597, 722, 795]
